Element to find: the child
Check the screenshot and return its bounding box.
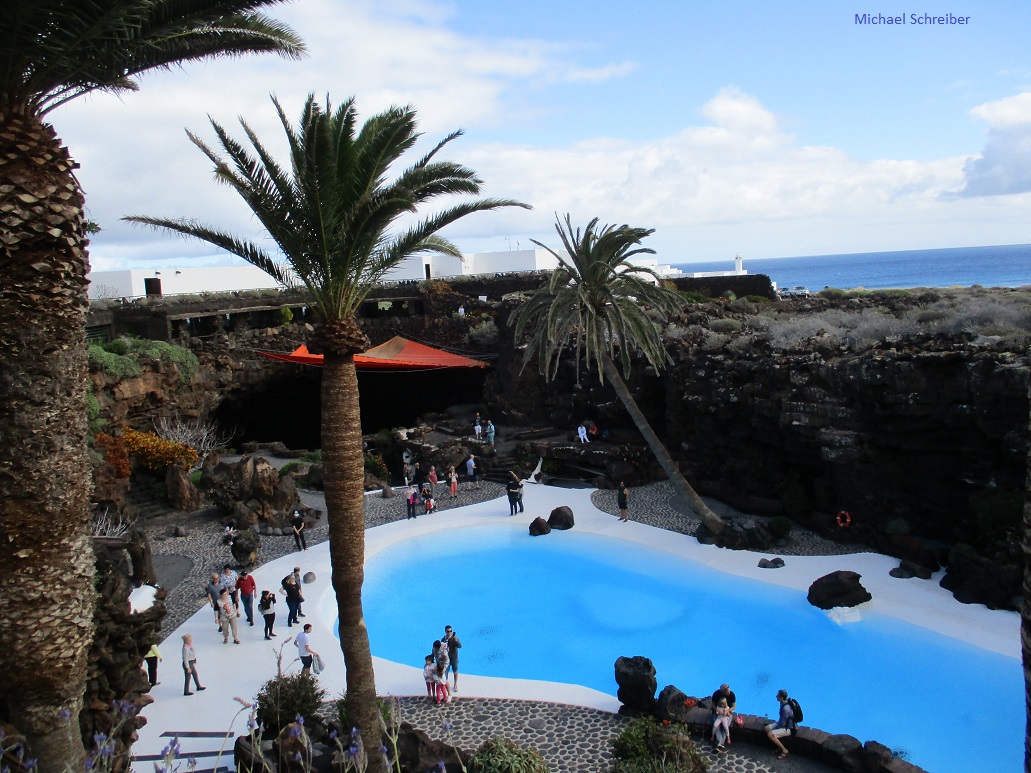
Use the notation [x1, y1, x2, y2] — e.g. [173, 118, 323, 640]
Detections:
[424, 492, 436, 514]
[712, 697, 732, 750]
[434, 661, 451, 705]
[423, 655, 437, 702]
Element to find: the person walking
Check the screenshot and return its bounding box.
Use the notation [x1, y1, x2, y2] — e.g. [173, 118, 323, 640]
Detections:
[443, 625, 462, 693]
[237, 569, 256, 626]
[617, 481, 631, 522]
[217, 587, 240, 644]
[295, 623, 319, 675]
[506, 471, 524, 515]
[144, 643, 162, 687]
[205, 573, 222, 632]
[258, 590, 277, 640]
[181, 634, 206, 696]
[291, 510, 307, 551]
[280, 574, 302, 627]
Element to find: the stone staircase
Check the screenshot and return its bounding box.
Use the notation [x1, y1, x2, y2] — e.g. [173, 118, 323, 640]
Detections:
[126, 479, 175, 520]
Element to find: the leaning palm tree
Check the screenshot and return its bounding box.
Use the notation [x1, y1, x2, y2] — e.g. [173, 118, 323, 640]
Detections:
[0, 3, 302, 769]
[127, 94, 528, 767]
[512, 214, 726, 535]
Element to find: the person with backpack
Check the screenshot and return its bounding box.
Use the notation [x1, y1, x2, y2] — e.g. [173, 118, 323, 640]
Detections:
[764, 689, 800, 759]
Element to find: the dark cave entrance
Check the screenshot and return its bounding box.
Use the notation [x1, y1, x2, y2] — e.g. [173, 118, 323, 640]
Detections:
[215, 366, 488, 449]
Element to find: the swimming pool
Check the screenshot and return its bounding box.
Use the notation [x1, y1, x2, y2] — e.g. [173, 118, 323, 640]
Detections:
[361, 525, 1021, 772]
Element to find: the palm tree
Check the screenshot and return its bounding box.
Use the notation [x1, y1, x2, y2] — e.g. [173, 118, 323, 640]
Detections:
[0, 3, 302, 769]
[126, 94, 528, 766]
[512, 214, 726, 535]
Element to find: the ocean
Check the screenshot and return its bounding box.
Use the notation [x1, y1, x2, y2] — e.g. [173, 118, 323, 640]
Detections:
[671, 243, 1031, 291]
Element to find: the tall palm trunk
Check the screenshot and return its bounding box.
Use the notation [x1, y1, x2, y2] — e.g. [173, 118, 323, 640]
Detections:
[321, 352, 387, 769]
[600, 354, 726, 535]
[0, 112, 95, 769]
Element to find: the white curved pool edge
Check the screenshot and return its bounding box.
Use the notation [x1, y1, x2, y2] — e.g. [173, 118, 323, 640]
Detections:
[133, 483, 1018, 764]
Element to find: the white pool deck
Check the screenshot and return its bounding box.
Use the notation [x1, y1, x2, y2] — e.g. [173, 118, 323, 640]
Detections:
[131, 483, 1019, 766]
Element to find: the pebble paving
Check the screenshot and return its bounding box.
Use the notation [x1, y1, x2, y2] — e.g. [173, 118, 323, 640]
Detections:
[144, 462, 849, 773]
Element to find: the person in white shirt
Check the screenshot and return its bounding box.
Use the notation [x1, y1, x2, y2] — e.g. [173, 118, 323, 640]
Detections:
[295, 624, 319, 675]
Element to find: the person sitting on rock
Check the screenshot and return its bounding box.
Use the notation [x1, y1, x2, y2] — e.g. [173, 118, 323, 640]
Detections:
[764, 689, 795, 760]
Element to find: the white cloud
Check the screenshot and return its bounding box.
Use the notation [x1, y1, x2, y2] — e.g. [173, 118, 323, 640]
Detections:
[955, 91, 1031, 197]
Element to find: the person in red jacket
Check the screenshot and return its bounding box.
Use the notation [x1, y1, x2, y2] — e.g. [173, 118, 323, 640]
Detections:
[236, 569, 257, 626]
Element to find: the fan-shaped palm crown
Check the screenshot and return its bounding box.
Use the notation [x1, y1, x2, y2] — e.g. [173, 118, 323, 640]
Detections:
[514, 214, 684, 384]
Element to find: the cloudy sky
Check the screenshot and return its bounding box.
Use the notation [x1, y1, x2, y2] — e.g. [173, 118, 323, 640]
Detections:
[57, 0, 1031, 271]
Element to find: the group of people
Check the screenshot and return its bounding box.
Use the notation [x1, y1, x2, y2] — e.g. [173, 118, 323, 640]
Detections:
[472, 412, 496, 446]
[707, 683, 798, 760]
[505, 471, 524, 515]
[576, 421, 601, 443]
[422, 625, 462, 706]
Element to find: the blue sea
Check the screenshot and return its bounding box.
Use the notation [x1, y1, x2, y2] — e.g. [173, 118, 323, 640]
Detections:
[672, 243, 1031, 291]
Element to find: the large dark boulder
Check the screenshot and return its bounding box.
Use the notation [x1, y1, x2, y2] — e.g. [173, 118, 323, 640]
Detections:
[807, 570, 871, 609]
[165, 463, 202, 512]
[819, 733, 863, 772]
[231, 530, 261, 567]
[614, 655, 657, 716]
[656, 684, 692, 724]
[547, 505, 574, 530]
[939, 541, 1021, 610]
[529, 517, 551, 536]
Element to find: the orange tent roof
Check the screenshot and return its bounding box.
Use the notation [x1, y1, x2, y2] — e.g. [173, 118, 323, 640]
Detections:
[258, 336, 488, 370]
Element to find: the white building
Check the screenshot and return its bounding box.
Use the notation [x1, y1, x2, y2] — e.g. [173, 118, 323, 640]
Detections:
[87, 248, 691, 298]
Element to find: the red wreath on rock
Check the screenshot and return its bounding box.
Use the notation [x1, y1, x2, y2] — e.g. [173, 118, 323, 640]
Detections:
[836, 510, 852, 528]
[683, 697, 697, 708]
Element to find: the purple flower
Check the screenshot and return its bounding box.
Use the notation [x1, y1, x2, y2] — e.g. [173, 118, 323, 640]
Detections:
[294, 713, 305, 726]
[288, 724, 303, 738]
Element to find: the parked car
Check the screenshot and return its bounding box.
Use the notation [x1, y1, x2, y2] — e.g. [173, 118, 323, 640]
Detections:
[778, 285, 811, 298]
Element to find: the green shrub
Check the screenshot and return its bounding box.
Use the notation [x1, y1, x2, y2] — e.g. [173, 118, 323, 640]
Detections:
[678, 291, 709, 304]
[279, 462, 300, 478]
[611, 718, 705, 772]
[467, 737, 550, 773]
[819, 287, 848, 300]
[708, 318, 743, 333]
[745, 294, 769, 304]
[131, 339, 199, 384]
[770, 516, 792, 539]
[189, 469, 203, 487]
[364, 452, 390, 480]
[280, 306, 294, 324]
[466, 319, 499, 348]
[88, 344, 142, 379]
[728, 298, 757, 314]
[301, 449, 323, 464]
[103, 337, 132, 356]
[255, 671, 327, 737]
[719, 290, 737, 302]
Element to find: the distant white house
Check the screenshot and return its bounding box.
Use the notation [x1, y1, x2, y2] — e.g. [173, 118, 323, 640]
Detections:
[87, 265, 281, 299]
[87, 247, 698, 298]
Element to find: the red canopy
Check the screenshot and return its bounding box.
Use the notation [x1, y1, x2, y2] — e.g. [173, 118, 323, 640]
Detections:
[258, 336, 488, 370]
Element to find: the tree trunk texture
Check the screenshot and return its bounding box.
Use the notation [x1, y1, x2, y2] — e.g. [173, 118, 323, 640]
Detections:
[0, 112, 95, 769]
[320, 353, 387, 769]
[600, 353, 726, 535]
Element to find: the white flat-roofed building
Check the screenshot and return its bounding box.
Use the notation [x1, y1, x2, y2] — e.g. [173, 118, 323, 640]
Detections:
[87, 265, 281, 299]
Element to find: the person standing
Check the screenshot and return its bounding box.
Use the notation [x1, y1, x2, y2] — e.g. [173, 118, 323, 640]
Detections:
[617, 481, 631, 522]
[764, 689, 795, 760]
[448, 466, 459, 498]
[280, 574, 302, 627]
[473, 411, 482, 439]
[218, 587, 240, 644]
[219, 564, 240, 609]
[292, 566, 305, 617]
[258, 590, 277, 639]
[144, 643, 162, 687]
[205, 573, 222, 632]
[181, 634, 206, 696]
[506, 472, 524, 515]
[465, 455, 478, 490]
[485, 420, 496, 446]
[236, 569, 256, 626]
[412, 462, 425, 489]
[291, 510, 307, 551]
[406, 485, 419, 520]
[295, 623, 319, 675]
[443, 625, 462, 693]
[427, 465, 438, 497]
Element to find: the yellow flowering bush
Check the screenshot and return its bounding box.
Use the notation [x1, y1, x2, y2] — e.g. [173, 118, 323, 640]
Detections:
[123, 428, 198, 472]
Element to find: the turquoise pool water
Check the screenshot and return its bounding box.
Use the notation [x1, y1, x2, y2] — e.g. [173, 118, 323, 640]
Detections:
[361, 525, 1021, 772]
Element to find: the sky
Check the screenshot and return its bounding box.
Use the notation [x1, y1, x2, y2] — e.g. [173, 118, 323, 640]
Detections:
[56, 0, 1031, 271]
